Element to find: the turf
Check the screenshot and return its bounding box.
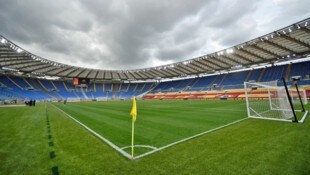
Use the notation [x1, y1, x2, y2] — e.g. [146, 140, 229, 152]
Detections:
[52, 100, 246, 155]
[0, 100, 309, 175]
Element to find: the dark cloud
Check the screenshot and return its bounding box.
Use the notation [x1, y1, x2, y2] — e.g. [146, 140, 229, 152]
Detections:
[0, 0, 309, 70]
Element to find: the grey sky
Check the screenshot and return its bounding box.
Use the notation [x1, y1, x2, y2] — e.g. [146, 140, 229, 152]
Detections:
[0, 0, 309, 70]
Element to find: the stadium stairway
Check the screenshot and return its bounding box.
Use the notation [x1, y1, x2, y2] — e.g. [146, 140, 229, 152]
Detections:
[80, 87, 89, 99]
[6, 76, 23, 89]
[257, 68, 266, 82]
[285, 64, 291, 81]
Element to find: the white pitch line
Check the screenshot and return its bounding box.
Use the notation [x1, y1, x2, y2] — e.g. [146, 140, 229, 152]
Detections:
[134, 117, 248, 160]
[50, 103, 132, 159]
[121, 145, 158, 150]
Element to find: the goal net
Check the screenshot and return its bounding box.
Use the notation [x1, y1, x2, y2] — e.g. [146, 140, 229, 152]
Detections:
[289, 88, 308, 105]
[244, 80, 295, 122]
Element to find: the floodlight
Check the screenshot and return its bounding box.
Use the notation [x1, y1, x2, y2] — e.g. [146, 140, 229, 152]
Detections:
[16, 48, 23, 53]
[1, 38, 6, 44]
[296, 24, 301, 29]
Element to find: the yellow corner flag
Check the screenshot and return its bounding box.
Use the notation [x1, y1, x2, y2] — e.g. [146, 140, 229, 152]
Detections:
[130, 96, 137, 122]
[130, 96, 137, 159]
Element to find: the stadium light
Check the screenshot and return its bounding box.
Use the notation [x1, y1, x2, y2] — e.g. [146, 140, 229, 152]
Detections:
[1, 38, 6, 44]
[226, 49, 234, 54]
[288, 28, 292, 33]
[296, 24, 301, 30]
[16, 48, 23, 53]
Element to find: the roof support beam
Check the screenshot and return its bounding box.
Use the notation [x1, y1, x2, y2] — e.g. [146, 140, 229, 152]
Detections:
[220, 55, 241, 65]
[15, 62, 46, 69]
[187, 63, 205, 73]
[166, 67, 183, 76]
[140, 71, 154, 79]
[1, 60, 36, 67]
[232, 52, 255, 63]
[34, 66, 59, 73]
[0, 55, 29, 59]
[25, 64, 52, 72]
[214, 56, 234, 66]
[178, 64, 197, 74]
[193, 60, 214, 71]
[281, 34, 310, 48]
[144, 70, 159, 78]
[264, 40, 295, 53]
[54, 67, 74, 76]
[250, 45, 279, 57]
[174, 66, 192, 75]
[237, 49, 265, 61]
[199, 59, 219, 70]
[0, 58, 30, 62]
[76, 69, 86, 77]
[207, 57, 227, 69]
[149, 70, 165, 77]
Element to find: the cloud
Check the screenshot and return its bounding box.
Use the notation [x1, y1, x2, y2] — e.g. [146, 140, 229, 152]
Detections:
[0, 0, 309, 70]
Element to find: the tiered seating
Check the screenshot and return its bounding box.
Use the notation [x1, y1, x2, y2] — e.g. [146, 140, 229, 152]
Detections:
[1, 60, 310, 101]
[39, 79, 56, 90]
[0, 75, 46, 100]
[261, 65, 287, 82]
[53, 81, 76, 99]
[93, 83, 106, 98]
[247, 69, 262, 82]
[289, 61, 310, 79]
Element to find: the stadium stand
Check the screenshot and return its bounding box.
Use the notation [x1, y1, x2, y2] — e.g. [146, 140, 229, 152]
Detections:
[1, 60, 310, 101]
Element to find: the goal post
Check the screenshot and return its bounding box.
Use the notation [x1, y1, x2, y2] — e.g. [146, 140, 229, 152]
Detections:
[244, 79, 308, 123]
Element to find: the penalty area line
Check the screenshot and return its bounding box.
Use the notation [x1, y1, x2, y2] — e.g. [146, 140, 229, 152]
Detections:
[134, 117, 248, 160]
[50, 103, 132, 160]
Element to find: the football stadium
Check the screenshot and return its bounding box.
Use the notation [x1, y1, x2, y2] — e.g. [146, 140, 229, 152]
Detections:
[1, 2, 310, 175]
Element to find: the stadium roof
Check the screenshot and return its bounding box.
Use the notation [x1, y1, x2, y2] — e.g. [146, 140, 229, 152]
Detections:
[1, 18, 310, 80]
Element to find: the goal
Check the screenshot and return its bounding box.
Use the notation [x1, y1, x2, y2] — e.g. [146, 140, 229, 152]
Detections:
[244, 80, 308, 122]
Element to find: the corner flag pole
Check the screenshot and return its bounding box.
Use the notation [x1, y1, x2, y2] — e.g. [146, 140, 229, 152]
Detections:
[131, 116, 135, 159]
[130, 96, 137, 159]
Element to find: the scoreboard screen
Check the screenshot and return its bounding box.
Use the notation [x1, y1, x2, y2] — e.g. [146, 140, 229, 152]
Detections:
[73, 78, 79, 85]
[73, 78, 90, 86]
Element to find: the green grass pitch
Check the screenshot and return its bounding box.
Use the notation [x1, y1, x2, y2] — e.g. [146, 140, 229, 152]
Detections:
[0, 100, 310, 174]
[53, 100, 247, 157]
